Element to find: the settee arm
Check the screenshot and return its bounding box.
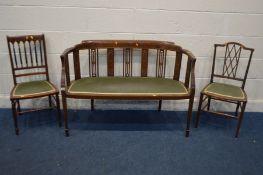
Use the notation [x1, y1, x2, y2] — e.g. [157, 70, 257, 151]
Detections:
[182, 49, 196, 96]
[190, 58, 196, 95]
[60, 47, 74, 91]
[60, 55, 67, 91]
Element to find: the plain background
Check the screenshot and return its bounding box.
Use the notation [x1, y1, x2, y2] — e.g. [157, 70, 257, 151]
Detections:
[0, 0, 262, 111]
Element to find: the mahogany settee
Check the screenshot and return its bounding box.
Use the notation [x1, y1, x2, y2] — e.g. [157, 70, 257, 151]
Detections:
[60, 40, 196, 137]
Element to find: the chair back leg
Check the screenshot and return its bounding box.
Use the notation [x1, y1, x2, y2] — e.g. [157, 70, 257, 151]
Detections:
[207, 97, 211, 111]
[48, 96, 52, 108]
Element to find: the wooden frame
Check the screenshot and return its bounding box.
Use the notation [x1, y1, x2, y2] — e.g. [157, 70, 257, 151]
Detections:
[195, 42, 254, 137]
[60, 40, 196, 137]
[7, 34, 61, 135]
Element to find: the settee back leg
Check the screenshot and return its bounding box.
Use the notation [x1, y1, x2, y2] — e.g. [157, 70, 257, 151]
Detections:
[91, 99, 94, 111]
[48, 95, 52, 108]
[158, 100, 162, 111]
[62, 91, 69, 136]
[186, 97, 194, 137]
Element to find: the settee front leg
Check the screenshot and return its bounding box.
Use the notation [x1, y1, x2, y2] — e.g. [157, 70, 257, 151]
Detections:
[61, 91, 69, 137]
[55, 93, 62, 127]
[11, 100, 19, 135]
[91, 99, 94, 111]
[186, 97, 194, 137]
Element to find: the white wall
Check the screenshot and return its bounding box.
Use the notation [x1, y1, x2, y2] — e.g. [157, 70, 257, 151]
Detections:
[0, 0, 263, 111]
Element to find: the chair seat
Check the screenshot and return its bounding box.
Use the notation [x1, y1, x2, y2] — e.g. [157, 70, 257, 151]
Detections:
[67, 77, 189, 98]
[11, 80, 57, 99]
[203, 82, 246, 101]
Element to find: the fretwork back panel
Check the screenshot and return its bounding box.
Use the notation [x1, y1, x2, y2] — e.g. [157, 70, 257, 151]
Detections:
[213, 43, 253, 81]
[222, 43, 242, 78]
[76, 48, 184, 80]
[64, 40, 195, 89]
[89, 48, 99, 77]
[156, 49, 167, 78]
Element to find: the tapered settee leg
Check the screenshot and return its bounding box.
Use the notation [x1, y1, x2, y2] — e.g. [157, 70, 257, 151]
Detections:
[11, 100, 19, 135]
[186, 97, 194, 137]
[62, 91, 69, 137]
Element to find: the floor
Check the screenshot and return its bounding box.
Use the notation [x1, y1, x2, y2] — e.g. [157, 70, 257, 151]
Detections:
[0, 108, 262, 175]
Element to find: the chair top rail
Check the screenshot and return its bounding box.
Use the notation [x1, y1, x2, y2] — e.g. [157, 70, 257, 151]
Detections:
[215, 42, 254, 52]
[7, 34, 44, 43]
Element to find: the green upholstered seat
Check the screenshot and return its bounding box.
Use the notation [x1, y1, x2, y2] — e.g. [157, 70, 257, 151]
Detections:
[203, 82, 246, 101]
[11, 80, 56, 99]
[68, 77, 189, 97]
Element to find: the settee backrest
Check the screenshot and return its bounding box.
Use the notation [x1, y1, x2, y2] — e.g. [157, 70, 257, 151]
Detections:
[60, 40, 196, 91]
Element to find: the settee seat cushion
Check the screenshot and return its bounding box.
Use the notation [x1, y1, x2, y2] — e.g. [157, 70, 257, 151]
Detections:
[68, 77, 188, 97]
[203, 82, 246, 101]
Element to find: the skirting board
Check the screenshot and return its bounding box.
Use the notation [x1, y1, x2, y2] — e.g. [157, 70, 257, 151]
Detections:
[0, 95, 262, 112]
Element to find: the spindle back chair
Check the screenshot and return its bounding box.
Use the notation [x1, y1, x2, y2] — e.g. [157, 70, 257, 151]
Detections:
[7, 34, 61, 135]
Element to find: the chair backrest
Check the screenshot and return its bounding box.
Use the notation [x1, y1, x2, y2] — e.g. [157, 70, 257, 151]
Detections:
[210, 42, 254, 89]
[6, 34, 49, 85]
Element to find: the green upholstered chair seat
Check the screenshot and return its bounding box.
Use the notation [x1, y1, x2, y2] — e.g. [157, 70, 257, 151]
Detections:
[11, 80, 57, 99]
[203, 82, 246, 101]
[68, 77, 189, 97]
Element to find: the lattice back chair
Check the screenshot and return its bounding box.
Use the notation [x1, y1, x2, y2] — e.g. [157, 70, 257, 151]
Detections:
[195, 42, 254, 137]
[7, 34, 61, 135]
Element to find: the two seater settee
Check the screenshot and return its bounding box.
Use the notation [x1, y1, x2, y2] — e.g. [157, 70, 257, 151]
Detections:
[60, 40, 196, 137]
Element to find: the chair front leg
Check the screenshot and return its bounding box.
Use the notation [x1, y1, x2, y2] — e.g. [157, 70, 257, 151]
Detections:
[11, 100, 19, 135]
[195, 93, 204, 128]
[235, 101, 247, 138]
